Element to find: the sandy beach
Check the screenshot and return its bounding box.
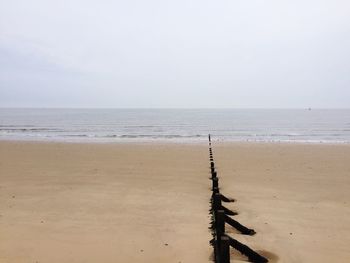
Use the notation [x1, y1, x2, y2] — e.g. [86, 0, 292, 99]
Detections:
[1, 141, 350, 262]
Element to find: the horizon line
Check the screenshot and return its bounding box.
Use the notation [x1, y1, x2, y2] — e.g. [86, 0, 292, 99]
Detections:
[0, 107, 350, 110]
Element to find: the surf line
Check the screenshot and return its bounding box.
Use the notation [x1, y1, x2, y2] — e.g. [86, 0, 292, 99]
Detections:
[208, 134, 268, 263]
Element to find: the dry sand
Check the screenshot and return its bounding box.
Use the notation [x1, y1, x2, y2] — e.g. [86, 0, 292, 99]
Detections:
[214, 142, 350, 263]
[1, 141, 350, 262]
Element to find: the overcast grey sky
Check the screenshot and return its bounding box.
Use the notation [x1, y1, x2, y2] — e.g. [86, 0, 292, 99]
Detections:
[0, 0, 349, 108]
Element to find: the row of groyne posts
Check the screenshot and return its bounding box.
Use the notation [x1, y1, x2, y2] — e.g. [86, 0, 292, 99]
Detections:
[208, 134, 268, 263]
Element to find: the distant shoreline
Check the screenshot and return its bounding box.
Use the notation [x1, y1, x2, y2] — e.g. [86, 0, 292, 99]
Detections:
[1, 138, 350, 145]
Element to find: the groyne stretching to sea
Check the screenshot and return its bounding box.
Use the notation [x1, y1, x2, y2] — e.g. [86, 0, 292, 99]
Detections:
[208, 134, 269, 263]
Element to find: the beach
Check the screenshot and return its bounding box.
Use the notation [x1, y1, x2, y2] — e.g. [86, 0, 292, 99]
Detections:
[1, 141, 350, 262]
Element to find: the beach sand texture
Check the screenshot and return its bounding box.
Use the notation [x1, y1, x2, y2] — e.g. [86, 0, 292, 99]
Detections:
[1, 142, 350, 262]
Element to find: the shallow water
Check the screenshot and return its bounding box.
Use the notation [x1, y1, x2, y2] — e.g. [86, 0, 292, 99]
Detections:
[0, 108, 349, 143]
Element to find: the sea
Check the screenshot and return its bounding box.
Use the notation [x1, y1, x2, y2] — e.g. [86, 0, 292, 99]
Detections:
[0, 108, 349, 143]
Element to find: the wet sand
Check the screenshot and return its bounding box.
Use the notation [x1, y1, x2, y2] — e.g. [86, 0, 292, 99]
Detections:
[1, 141, 350, 262]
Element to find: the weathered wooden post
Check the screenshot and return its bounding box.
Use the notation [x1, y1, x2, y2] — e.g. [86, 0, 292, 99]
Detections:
[213, 192, 222, 210]
[220, 235, 230, 263]
[211, 163, 215, 173]
[216, 210, 226, 263]
[212, 187, 219, 194]
[212, 177, 219, 190]
[216, 210, 225, 235]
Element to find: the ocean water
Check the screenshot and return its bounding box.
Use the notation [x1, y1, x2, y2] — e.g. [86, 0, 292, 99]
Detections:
[0, 109, 349, 143]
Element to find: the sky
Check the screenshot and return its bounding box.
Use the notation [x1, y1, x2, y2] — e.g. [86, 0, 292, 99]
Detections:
[0, 0, 349, 108]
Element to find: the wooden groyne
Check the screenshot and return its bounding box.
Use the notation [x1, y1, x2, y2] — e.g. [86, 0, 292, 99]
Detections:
[208, 134, 268, 263]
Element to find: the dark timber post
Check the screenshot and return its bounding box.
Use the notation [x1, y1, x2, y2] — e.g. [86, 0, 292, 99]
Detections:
[212, 187, 219, 195]
[220, 235, 230, 263]
[212, 177, 219, 190]
[213, 192, 222, 210]
[216, 210, 225, 236]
